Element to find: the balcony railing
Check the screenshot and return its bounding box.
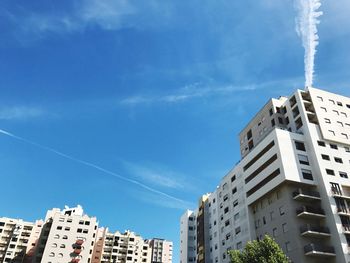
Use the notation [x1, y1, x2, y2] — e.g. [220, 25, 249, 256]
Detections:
[304, 243, 336, 256]
[293, 189, 321, 201]
[296, 206, 325, 218]
[300, 225, 330, 237]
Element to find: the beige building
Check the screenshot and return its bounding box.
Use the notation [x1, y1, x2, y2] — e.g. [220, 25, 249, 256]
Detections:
[0, 218, 43, 263]
[149, 238, 173, 263]
[1, 206, 171, 263]
[181, 87, 350, 263]
[100, 230, 152, 263]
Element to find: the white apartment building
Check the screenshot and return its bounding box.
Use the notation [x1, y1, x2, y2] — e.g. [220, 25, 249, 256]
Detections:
[180, 87, 350, 263]
[0, 218, 43, 263]
[33, 205, 98, 263]
[1, 205, 172, 263]
[149, 238, 173, 263]
[100, 230, 152, 263]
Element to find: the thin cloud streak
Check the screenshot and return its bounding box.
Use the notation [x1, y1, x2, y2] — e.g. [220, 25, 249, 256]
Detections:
[0, 128, 189, 208]
[0, 106, 46, 120]
[122, 161, 187, 190]
[119, 77, 303, 106]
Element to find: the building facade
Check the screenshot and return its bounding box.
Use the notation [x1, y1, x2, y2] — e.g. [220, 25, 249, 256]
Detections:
[149, 238, 173, 263]
[180, 87, 350, 263]
[0, 205, 172, 263]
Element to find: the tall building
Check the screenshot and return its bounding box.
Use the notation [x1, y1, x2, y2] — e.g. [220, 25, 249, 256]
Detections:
[32, 205, 98, 263]
[0, 205, 172, 263]
[149, 238, 173, 263]
[180, 87, 350, 263]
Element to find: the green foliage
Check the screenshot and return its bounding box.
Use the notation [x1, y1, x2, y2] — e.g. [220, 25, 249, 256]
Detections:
[229, 235, 289, 263]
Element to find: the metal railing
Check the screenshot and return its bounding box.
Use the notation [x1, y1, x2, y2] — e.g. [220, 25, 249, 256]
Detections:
[300, 225, 330, 234]
[304, 243, 335, 254]
[293, 189, 320, 199]
[296, 206, 325, 215]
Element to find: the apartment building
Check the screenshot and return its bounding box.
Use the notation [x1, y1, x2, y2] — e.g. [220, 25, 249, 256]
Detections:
[100, 230, 152, 263]
[149, 238, 173, 263]
[31, 205, 98, 263]
[1, 205, 172, 263]
[180, 87, 350, 263]
[0, 218, 43, 263]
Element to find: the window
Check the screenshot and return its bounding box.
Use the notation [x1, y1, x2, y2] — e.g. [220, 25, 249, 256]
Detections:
[60, 244, 65, 248]
[236, 242, 242, 250]
[51, 243, 57, 248]
[345, 147, 350, 153]
[235, 227, 241, 235]
[278, 117, 283, 124]
[298, 154, 309, 165]
[77, 228, 82, 233]
[273, 228, 278, 237]
[231, 175, 236, 182]
[232, 187, 237, 195]
[341, 112, 347, 117]
[317, 96, 323, 101]
[270, 211, 275, 220]
[324, 118, 331, 124]
[341, 133, 348, 139]
[225, 220, 230, 227]
[282, 223, 288, 233]
[337, 121, 344, 127]
[295, 141, 306, 151]
[334, 157, 343, 163]
[279, 206, 285, 215]
[317, 141, 326, 147]
[271, 119, 275, 127]
[56, 226, 62, 230]
[333, 110, 339, 115]
[65, 227, 70, 231]
[223, 194, 228, 201]
[329, 99, 335, 104]
[330, 144, 338, 149]
[54, 234, 59, 239]
[234, 213, 239, 222]
[320, 107, 327, 112]
[224, 207, 229, 214]
[329, 130, 335, 136]
[326, 169, 335, 175]
[340, 172, 348, 179]
[233, 200, 238, 208]
[301, 169, 313, 180]
[49, 252, 55, 257]
[321, 154, 330, 160]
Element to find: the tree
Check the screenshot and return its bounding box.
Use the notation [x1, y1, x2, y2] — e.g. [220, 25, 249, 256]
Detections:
[229, 235, 289, 263]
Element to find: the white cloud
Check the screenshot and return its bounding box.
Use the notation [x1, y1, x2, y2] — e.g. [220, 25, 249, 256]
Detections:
[11, 0, 135, 35]
[0, 106, 45, 120]
[119, 77, 303, 106]
[122, 161, 189, 190]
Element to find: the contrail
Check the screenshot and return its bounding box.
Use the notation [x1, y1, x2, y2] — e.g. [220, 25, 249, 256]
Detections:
[0, 128, 187, 205]
[295, 0, 322, 87]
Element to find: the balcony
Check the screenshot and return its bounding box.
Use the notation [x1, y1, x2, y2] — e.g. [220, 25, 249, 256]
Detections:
[293, 189, 321, 201]
[300, 225, 330, 238]
[331, 188, 350, 201]
[337, 208, 350, 217]
[296, 206, 325, 219]
[304, 243, 336, 257]
[342, 225, 350, 235]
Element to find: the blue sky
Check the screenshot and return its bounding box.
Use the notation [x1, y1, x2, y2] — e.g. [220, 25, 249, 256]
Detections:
[1, 0, 350, 261]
